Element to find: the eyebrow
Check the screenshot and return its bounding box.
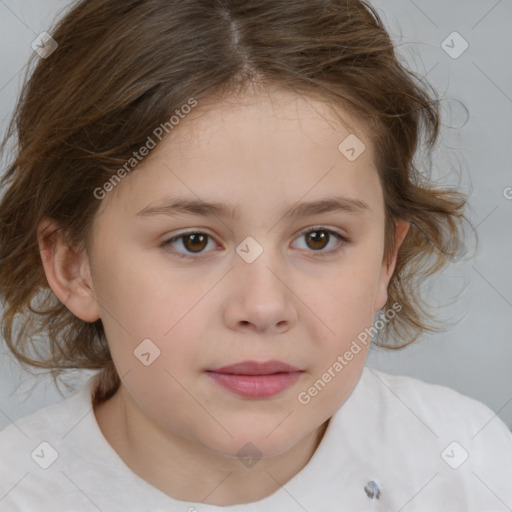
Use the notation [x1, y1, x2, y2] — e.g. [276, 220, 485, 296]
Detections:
[135, 195, 369, 220]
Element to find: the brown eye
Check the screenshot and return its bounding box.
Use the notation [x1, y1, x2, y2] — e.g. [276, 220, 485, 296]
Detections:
[162, 231, 215, 257]
[292, 227, 348, 256]
[304, 230, 330, 250]
[162, 226, 348, 260]
[181, 233, 208, 253]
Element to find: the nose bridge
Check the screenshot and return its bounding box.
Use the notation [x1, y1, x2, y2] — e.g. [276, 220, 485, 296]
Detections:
[234, 233, 285, 288]
[223, 232, 297, 331]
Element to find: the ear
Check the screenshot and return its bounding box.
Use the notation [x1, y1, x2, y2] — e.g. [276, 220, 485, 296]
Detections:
[37, 218, 100, 322]
[374, 219, 410, 312]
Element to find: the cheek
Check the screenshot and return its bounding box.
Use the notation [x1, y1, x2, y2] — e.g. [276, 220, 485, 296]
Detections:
[297, 248, 383, 371]
[295, 267, 377, 417]
[92, 243, 191, 330]
[95, 259, 214, 374]
[306, 259, 382, 325]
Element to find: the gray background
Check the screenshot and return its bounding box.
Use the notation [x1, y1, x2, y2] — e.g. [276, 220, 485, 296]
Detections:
[0, 0, 511, 430]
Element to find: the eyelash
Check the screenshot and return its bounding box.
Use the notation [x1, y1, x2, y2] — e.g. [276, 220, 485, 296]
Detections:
[161, 226, 350, 260]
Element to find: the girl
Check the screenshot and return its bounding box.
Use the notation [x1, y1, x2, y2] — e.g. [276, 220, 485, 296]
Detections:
[0, 0, 510, 510]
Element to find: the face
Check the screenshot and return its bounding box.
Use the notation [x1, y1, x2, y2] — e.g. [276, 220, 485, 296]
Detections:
[73, 86, 407, 459]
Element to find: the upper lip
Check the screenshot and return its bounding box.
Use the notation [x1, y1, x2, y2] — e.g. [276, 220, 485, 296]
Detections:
[208, 360, 302, 375]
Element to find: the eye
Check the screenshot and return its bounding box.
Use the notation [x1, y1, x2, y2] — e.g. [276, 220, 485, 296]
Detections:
[292, 227, 348, 256]
[162, 231, 217, 258]
[162, 226, 349, 259]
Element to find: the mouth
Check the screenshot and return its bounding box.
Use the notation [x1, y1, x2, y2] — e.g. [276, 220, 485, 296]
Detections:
[205, 360, 304, 399]
[208, 360, 302, 375]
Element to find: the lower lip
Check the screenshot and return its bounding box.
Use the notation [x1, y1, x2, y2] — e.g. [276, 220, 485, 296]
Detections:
[206, 371, 303, 399]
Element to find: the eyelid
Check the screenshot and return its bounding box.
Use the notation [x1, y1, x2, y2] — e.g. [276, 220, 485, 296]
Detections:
[295, 224, 347, 238]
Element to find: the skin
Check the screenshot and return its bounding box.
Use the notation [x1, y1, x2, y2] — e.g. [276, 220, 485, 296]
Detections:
[38, 84, 409, 506]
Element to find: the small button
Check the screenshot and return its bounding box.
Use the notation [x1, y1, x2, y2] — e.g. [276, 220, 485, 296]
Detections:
[364, 480, 381, 499]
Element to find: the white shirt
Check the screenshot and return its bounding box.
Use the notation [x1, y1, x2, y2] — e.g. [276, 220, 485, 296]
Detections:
[0, 366, 510, 511]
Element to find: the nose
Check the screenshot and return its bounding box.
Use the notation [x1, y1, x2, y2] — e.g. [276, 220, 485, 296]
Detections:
[222, 243, 298, 335]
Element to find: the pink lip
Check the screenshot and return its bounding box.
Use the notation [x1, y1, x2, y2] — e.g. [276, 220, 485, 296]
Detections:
[210, 360, 301, 375]
[206, 360, 304, 399]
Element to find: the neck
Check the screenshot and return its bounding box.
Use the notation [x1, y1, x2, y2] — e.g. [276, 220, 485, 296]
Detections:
[93, 384, 330, 506]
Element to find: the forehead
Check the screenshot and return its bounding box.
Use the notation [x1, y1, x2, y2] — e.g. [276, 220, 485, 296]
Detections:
[97, 85, 382, 222]
[168, 85, 372, 157]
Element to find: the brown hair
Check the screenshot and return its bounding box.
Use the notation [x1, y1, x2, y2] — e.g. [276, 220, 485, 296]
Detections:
[0, 0, 473, 401]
